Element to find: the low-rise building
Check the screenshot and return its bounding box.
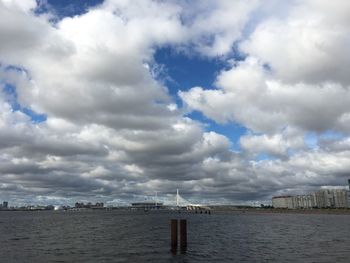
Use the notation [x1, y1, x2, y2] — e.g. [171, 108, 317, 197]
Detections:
[131, 202, 164, 210]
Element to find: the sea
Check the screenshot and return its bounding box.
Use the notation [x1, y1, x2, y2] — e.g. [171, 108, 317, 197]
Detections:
[0, 210, 350, 262]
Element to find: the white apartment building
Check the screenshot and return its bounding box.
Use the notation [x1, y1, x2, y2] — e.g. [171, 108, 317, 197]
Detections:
[272, 186, 349, 209]
[292, 194, 316, 209]
[334, 189, 348, 208]
[315, 189, 348, 208]
[272, 196, 294, 209]
[348, 179, 350, 208]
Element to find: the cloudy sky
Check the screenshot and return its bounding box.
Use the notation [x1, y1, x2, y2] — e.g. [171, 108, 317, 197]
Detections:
[1, 0, 350, 206]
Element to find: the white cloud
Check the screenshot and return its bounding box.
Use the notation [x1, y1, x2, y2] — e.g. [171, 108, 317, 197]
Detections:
[180, 0, 350, 134]
[240, 131, 304, 157]
[1, 0, 36, 12]
[241, 0, 350, 85]
[181, 57, 350, 134]
[180, 0, 260, 57]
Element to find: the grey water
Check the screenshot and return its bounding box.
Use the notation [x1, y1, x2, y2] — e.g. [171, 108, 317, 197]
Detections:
[0, 210, 350, 262]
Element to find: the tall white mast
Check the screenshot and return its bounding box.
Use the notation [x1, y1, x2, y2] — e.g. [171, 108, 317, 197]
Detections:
[176, 189, 179, 207]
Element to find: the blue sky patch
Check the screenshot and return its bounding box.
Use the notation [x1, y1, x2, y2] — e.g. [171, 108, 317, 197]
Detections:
[153, 46, 249, 149]
[35, 0, 104, 19]
[2, 83, 46, 123]
[154, 46, 228, 95]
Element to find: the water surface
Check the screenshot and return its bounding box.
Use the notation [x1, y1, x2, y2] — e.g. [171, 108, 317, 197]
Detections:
[0, 210, 349, 262]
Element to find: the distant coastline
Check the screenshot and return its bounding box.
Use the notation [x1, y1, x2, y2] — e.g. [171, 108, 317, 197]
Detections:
[2, 206, 350, 215]
[209, 207, 350, 215]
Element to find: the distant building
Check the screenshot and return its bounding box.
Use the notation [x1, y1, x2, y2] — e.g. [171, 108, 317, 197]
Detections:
[348, 179, 350, 208]
[75, 202, 85, 208]
[93, 202, 104, 208]
[131, 202, 164, 210]
[272, 196, 294, 208]
[273, 185, 349, 209]
[2, 201, 8, 209]
[74, 202, 104, 209]
[292, 194, 316, 209]
[334, 189, 348, 208]
[315, 189, 335, 208]
[315, 189, 348, 208]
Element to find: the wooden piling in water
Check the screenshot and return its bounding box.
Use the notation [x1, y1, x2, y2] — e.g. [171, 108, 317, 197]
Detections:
[180, 219, 187, 248]
[171, 219, 178, 249]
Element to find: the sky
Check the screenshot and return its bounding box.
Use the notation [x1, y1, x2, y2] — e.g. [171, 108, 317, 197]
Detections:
[1, 0, 350, 206]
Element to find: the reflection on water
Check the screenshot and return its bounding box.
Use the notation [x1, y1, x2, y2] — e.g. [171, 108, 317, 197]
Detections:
[0, 210, 350, 262]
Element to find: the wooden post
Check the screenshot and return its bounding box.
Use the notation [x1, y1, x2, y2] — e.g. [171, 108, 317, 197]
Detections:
[180, 219, 187, 248]
[171, 219, 178, 249]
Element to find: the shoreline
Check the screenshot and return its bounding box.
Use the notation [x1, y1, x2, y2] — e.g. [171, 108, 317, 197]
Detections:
[210, 207, 350, 215]
[1, 207, 350, 215]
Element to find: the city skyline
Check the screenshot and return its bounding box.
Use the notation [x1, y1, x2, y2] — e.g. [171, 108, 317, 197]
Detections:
[1, 0, 350, 206]
[2, 179, 350, 208]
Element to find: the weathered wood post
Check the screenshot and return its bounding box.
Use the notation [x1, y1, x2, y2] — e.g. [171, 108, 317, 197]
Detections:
[180, 219, 187, 249]
[171, 219, 178, 249]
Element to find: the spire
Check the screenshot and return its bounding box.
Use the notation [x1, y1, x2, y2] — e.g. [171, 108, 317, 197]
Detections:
[176, 189, 179, 207]
[155, 191, 158, 207]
